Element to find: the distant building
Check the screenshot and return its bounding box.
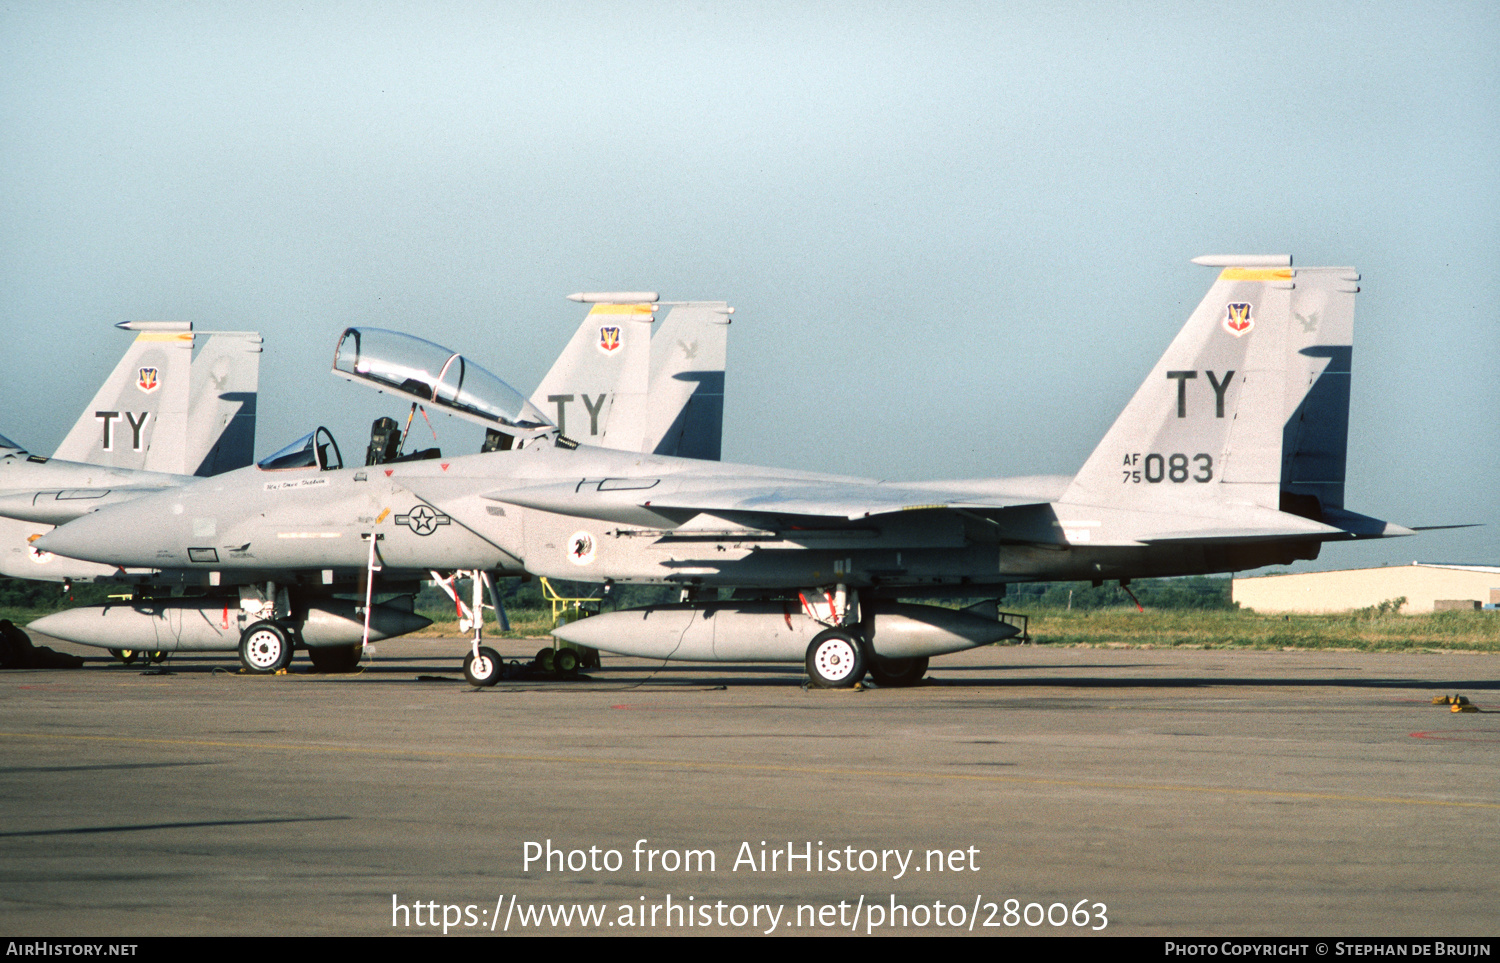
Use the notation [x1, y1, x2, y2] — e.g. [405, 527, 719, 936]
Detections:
[1232, 563, 1500, 614]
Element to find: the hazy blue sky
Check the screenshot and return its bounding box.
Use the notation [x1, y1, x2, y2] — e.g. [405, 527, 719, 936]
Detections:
[2, 1, 1495, 571]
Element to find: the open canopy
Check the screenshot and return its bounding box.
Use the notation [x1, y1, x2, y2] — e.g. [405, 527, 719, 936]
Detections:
[332, 327, 554, 436]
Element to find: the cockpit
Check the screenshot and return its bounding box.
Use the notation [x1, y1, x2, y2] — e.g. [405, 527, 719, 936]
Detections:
[331, 328, 553, 437]
[257, 427, 344, 472]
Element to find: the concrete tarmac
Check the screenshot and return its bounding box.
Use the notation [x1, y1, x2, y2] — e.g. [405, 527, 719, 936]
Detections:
[1, 637, 1497, 937]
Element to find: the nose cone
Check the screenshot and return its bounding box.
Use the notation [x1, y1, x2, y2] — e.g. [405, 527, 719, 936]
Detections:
[33, 504, 163, 567]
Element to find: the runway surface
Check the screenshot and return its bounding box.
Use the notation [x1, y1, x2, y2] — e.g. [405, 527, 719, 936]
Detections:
[2, 637, 1497, 936]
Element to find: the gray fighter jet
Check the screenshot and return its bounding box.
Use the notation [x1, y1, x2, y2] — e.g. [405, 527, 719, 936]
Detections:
[0, 322, 261, 585]
[0, 323, 435, 667]
[37, 258, 1410, 687]
[30, 295, 735, 671]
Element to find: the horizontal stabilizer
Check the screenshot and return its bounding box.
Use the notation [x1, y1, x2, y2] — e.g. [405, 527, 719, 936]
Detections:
[1320, 507, 1416, 538]
[1138, 506, 1416, 545]
[1139, 526, 1339, 545]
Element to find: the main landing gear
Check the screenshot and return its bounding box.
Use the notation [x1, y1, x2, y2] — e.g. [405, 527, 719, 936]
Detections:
[800, 584, 930, 689]
[805, 629, 866, 689]
[803, 630, 930, 689]
[239, 621, 293, 674]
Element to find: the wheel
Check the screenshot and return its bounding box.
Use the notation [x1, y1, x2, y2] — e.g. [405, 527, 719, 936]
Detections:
[464, 646, 502, 687]
[869, 655, 928, 687]
[108, 648, 124, 660]
[239, 621, 292, 674]
[147, 650, 168, 664]
[554, 647, 580, 677]
[307, 644, 362, 673]
[115, 649, 140, 665]
[535, 646, 556, 673]
[805, 629, 866, 689]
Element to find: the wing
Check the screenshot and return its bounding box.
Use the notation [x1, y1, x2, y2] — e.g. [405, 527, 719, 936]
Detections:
[474, 476, 1048, 526]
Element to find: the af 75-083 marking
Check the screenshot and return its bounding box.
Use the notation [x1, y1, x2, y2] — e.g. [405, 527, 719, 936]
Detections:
[1122, 452, 1214, 484]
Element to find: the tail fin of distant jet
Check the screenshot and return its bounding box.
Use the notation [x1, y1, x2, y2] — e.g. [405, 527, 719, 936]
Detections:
[528, 294, 733, 460]
[51, 323, 262, 476]
[529, 295, 658, 450]
[1062, 256, 1363, 525]
[647, 301, 731, 460]
[186, 331, 262, 476]
[52, 322, 195, 470]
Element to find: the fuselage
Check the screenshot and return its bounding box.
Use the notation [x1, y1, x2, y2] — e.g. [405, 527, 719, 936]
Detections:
[34, 437, 1319, 592]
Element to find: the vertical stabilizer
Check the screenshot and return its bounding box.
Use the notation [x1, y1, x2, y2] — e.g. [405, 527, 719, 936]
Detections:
[1278, 268, 1357, 516]
[530, 298, 656, 447]
[187, 332, 262, 476]
[1062, 258, 1358, 518]
[647, 301, 731, 460]
[53, 322, 194, 470]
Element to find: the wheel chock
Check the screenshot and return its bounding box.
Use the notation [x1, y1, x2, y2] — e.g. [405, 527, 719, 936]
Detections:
[1451, 702, 1478, 713]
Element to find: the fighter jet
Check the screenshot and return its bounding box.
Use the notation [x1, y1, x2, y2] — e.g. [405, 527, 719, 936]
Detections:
[29, 294, 735, 672]
[38, 258, 1410, 687]
[0, 322, 262, 584]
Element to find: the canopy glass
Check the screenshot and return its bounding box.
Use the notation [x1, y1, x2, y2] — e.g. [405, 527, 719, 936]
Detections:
[332, 328, 552, 434]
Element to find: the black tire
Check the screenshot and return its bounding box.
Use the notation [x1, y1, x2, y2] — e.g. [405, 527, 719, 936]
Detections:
[239, 621, 292, 674]
[307, 644, 362, 673]
[464, 646, 502, 687]
[554, 648, 580, 677]
[117, 649, 140, 665]
[147, 651, 168, 664]
[869, 655, 929, 687]
[805, 629, 866, 689]
[535, 646, 556, 673]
